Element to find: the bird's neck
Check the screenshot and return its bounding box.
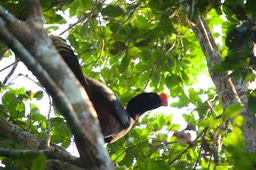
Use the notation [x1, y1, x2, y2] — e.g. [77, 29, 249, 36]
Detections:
[131, 113, 142, 122]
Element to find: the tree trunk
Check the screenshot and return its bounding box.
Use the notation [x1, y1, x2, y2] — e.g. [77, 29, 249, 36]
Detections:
[188, 16, 256, 152]
[0, 1, 114, 169]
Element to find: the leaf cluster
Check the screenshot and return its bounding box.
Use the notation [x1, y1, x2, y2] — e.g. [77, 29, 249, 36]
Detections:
[1, 0, 256, 169]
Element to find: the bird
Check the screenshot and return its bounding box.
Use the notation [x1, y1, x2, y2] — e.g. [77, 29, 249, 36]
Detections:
[50, 35, 168, 143]
[105, 92, 168, 143]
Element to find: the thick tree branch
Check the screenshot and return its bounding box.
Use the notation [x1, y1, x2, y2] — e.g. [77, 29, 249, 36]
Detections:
[0, 147, 83, 169]
[0, 147, 80, 165]
[0, 1, 113, 169]
[0, 118, 83, 169]
[0, 117, 47, 149]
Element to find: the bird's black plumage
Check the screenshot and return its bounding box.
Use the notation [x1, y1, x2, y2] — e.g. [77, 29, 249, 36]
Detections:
[51, 36, 168, 143]
[126, 93, 162, 118]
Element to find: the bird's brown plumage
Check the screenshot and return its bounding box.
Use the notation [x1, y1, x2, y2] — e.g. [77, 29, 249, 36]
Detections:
[51, 36, 168, 143]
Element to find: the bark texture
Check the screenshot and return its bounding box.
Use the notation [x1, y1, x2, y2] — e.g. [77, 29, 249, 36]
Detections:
[188, 16, 256, 152]
[0, 1, 114, 169]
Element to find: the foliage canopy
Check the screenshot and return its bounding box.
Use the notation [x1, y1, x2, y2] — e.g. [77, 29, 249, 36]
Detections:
[1, 0, 256, 169]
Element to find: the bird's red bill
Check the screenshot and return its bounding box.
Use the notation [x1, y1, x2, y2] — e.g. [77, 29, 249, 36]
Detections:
[159, 93, 168, 106]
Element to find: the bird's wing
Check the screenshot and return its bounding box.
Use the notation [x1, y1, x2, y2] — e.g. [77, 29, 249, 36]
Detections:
[50, 35, 87, 87]
[51, 35, 130, 128]
[84, 76, 130, 128]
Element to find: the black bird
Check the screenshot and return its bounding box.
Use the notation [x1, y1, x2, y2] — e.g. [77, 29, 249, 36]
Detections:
[51, 36, 168, 143]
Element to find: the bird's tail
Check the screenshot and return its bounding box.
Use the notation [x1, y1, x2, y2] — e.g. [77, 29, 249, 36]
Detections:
[50, 35, 86, 88]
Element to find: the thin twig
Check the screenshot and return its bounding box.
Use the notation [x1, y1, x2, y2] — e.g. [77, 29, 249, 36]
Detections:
[59, 2, 98, 36]
[46, 96, 52, 146]
[169, 127, 208, 164]
[0, 58, 20, 73]
[2, 57, 19, 85]
[193, 128, 208, 169]
[144, 64, 155, 90]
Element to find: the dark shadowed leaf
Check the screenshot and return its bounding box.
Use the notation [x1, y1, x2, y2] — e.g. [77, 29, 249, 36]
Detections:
[34, 91, 44, 100]
[248, 90, 256, 113]
[31, 155, 46, 170]
[101, 5, 124, 18]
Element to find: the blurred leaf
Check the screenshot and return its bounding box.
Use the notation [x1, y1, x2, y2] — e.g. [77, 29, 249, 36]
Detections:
[101, 5, 124, 18]
[148, 0, 162, 11]
[110, 41, 127, 55]
[245, 0, 256, 15]
[34, 91, 44, 100]
[119, 53, 131, 73]
[223, 127, 245, 150]
[223, 103, 242, 120]
[30, 104, 46, 122]
[111, 149, 126, 163]
[233, 115, 244, 127]
[31, 155, 46, 170]
[248, 90, 256, 113]
[2, 91, 25, 118]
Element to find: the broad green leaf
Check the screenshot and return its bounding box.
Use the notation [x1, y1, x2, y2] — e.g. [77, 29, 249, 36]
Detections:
[223, 103, 242, 120]
[119, 54, 131, 73]
[34, 91, 44, 100]
[101, 5, 124, 18]
[165, 74, 181, 89]
[31, 108, 46, 122]
[2, 91, 25, 118]
[140, 49, 152, 61]
[148, 0, 162, 11]
[232, 115, 244, 127]
[111, 149, 126, 163]
[223, 127, 245, 150]
[31, 155, 46, 170]
[248, 91, 256, 113]
[156, 114, 165, 129]
[110, 41, 127, 55]
[245, 0, 256, 15]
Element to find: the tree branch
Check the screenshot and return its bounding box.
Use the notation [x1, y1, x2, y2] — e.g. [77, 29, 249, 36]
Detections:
[2, 56, 19, 85]
[0, 1, 113, 169]
[0, 147, 83, 169]
[0, 117, 47, 149]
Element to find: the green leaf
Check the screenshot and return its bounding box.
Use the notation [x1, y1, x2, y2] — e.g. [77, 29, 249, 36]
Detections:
[140, 48, 152, 61]
[233, 115, 244, 127]
[2, 91, 25, 118]
[223, 126, 245, 150]
[31, 155, 46, 170]
[110, 41, 127, 55]
[119, 54, 131, 73]
[248, 91, 256, 113]
[51, 119, 72, 147]
[34, 91, 44, 100]
[245, 0, 256, 15]
[188, 88, 196, 99]
[148, 0, 162, 11]
[223, 103, 242, 120]
[165, 74, 181, 89]
[156, 114, 165, 129]
[111, 149, 126, 163]
[101, 5, 124, 18]
[31, 108, 46, 122]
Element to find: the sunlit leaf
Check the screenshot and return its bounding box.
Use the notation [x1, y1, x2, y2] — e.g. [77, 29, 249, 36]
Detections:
[223, 103, 242, 120]
[111, 149, 126, 163]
